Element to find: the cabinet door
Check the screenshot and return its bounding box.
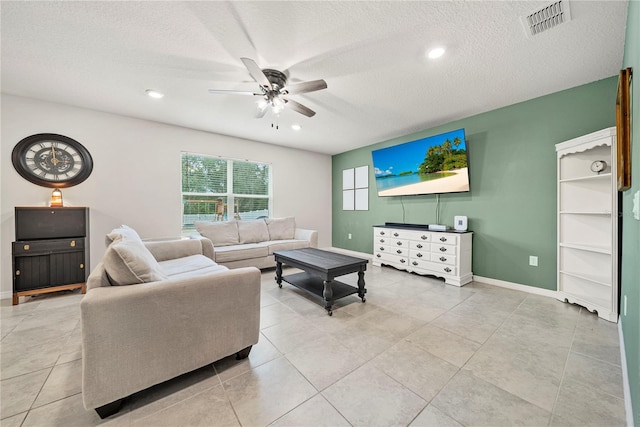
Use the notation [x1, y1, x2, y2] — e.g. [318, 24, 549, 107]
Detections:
[14, 255, 50, 291]
[50, 251, 86, 285]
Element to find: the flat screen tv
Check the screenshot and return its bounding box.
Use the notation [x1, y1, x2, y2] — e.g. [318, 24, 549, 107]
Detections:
[371, 128, 469, 197]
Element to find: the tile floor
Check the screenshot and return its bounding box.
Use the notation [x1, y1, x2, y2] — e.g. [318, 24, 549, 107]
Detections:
[0, 265, 627, 426]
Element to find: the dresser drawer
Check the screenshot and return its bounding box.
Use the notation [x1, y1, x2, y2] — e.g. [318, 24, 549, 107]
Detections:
[374, 251, 408, 266]
[403, 230, 432, 242]
[433, 234, 458, 245]
[430, 253, 457, 266]
[409, 240, 429, 250]
[431, 243, 456, 255]
[375, 244, 408, 257]
[409, 249, 429, 260]
[13, 238, 85, 255]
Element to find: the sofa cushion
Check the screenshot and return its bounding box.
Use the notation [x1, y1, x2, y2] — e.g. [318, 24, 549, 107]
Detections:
[195, 221, 239, 247]
[266, 217, 295, 240]
[159, 254, 224, 276]
[214, 243, 269, 263]
[267, 239, 311, 254]
[103, 238, 168, 286]
[237, 220, 270, 244]
[159, 254, 228, 278]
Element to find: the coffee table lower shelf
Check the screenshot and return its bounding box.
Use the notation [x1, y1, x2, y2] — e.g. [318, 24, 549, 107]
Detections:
[279, 272, 363, 315]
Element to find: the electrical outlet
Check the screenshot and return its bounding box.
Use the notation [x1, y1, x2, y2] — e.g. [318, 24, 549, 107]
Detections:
[624, 295, 627, 316]
[529, 256, 538, 267]
[348, 233, 352, 240]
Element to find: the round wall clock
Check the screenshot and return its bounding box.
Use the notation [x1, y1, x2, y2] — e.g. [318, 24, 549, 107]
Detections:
[12, 133, 93, 188]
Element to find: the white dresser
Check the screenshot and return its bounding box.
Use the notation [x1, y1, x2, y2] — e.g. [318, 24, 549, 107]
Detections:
[372, 224, 473, 286]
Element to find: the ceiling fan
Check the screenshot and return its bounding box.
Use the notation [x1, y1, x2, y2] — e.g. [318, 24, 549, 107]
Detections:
[208, 58, 327, 118]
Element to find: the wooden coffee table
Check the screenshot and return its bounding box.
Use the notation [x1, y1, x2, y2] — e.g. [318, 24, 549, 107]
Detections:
[274, 248, 368, 316]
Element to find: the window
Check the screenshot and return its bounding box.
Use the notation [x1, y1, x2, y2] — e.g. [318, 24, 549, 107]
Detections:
[181, 152, 271, 233]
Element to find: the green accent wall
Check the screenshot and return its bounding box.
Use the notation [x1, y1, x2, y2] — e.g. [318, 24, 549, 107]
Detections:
[333, 76, 617, 290]
[621, 1, 639, 424]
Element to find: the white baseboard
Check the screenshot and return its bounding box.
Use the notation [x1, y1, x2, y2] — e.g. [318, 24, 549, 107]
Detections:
[470, 275, 558, 299]
[1, 291, 13, 301]
[618, 318, 635, 427]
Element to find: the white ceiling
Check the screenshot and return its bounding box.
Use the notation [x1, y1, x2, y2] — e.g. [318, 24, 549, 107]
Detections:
[1, 1, 628, 155]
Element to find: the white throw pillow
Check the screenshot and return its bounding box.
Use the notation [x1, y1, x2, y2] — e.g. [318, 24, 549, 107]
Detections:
[195, 221, 240, 247]
[266, 217, 295, 240]
[105, 224, 142, 246]
[103, 238, 168, 286]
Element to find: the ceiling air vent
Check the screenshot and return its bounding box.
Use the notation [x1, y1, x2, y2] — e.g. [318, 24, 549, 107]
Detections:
[522, 0, 571, 37]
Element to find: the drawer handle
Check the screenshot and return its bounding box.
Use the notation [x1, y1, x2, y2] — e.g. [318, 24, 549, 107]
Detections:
[417, 253, 423, 258]
[444, 267, 452, 273]
[440, 257, 447, 262]
[70, 240, 76, 247]
[396, 249, 402, 254]
[379, 247, 385, 251]
[412, 261, 418, 266]
[400, 259, 406, 263]
[439, 247, 447, 252]
[80, 263, 84, 269]
[23, 244, 30, 251]
[396, 241, 402, 246]
[440, 237, 447, 242]
[417, 244, 423, 249]
[421, 235, 428, 240]
[379, 231, 385, 235]
[376, 254, 381, 258]
[15, 270, 20, 276]
[379, 239, 385, 243]
[393, 232, 399, 237]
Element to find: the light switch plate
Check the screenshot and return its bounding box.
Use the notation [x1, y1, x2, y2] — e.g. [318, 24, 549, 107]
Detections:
[633, 190, 640, 220]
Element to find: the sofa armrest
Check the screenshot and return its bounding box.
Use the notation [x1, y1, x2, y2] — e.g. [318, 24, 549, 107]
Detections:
[143, 239, 209, 262]
[81, 266, 261, 410]
[295, 228, 318, 248]
[188, 234, 215, 260]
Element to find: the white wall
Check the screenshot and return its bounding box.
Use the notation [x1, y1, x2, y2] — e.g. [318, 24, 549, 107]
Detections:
[0, 94, 332, 299]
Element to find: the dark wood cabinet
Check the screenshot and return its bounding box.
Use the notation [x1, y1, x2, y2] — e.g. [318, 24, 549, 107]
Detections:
[12, 207, 89, 305]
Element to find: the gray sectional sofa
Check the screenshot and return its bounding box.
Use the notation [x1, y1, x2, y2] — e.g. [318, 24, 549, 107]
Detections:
[81, 226, 261, 418]
[193, 217, 318, 269]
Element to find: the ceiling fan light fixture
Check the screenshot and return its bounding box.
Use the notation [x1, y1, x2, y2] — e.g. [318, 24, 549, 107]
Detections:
[145, 89, 164, 99]
[427, 47, 445, 59]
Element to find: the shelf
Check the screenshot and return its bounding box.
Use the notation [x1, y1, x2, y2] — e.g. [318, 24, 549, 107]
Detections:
[559, 242, 611, 254]
[559, 173, 612, 183]
[559, 270, 611, 287]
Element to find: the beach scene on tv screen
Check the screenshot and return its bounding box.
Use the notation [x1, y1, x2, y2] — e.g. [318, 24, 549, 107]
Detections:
[372, 129, 469, 196]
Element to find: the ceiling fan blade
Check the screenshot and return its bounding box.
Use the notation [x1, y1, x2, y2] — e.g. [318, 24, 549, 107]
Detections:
[284, 99, 316, 117]
[208, 89, 261, 96]
[283, 79, 327, 95]
[240, 57, 272, 90]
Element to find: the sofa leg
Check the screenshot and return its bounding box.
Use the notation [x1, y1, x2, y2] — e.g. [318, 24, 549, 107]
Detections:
[94, 399, 123, 419]
[235, 345, 253, 360]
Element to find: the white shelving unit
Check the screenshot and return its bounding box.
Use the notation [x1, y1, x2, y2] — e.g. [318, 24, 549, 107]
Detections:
[555, 127, 618, 322]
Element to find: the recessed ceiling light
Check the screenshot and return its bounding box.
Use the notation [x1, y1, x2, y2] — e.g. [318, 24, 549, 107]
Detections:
[291, 124, 301, 131]
[145, 89, 164, 99]
[427, 47, 445, 59]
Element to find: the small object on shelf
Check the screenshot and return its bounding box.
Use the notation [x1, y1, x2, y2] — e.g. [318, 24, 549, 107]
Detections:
[50, 188, 63, 207]
[590, 160, 607, 174]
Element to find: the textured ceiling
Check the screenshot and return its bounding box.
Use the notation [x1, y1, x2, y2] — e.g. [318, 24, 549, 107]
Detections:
[0, 1, 628, 155]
